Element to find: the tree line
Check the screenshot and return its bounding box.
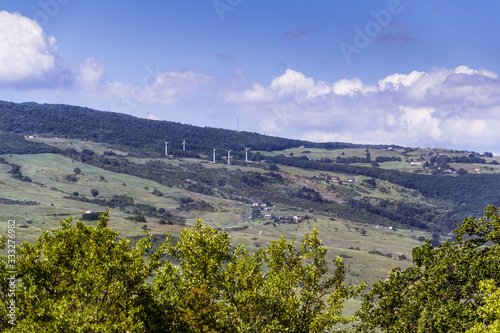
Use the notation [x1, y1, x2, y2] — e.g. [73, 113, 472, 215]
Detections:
[0, 100, 394, 156]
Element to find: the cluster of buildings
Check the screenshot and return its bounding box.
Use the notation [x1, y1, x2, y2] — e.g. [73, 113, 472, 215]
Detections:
[322, 175, 355, 183]
[251, 202, 303, 223]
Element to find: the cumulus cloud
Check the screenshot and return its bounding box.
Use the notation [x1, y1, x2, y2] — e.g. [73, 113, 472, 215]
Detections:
[0, 11, 215, 110]
[76, 58, 106, 91]
[0, 11, 68, 86]
[73, 57, 215, 109]
[332, 78, 377, 96]
[221, 66, 500, 152]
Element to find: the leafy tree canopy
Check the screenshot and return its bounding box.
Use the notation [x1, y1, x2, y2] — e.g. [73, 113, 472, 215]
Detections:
[0, 212, 362, 332]
[356, 205, 500, 333]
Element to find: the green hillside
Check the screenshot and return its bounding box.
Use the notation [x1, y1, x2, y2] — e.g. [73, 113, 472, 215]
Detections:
[1, 100, 499, 286]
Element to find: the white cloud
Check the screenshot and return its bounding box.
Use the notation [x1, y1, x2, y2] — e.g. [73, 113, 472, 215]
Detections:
[146, 113, 161, 121]
[269, 69, 331, 99]
[222, 66, 500, 151]
[75, 61, 215, 108]
[138, 70, 214, 105]
[378, 70, 424, 91]
[76, 58, 106, 91]
[332, 78, 376, 96]
[0, 11, 215, 109]
[0, 11, 66, 86]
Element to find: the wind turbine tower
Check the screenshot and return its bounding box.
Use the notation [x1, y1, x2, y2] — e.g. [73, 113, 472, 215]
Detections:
[182, 139, 186, 151]
[213, 148, 216, 163]
[164, 141, 168, 156]
[242, 146, 250, 163]
[227, 150, 232, 165]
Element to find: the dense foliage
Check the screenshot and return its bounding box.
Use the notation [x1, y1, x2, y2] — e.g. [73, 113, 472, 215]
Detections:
[0, 212, 363, 332]
[0, 132, 59, 155]
[356, 205, 500, 333]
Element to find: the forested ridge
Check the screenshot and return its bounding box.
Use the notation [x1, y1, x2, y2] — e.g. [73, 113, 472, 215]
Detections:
[0, 100, 394, 155]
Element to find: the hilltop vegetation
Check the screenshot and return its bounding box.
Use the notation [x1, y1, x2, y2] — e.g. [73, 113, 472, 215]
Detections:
[0, 100, 393, 156]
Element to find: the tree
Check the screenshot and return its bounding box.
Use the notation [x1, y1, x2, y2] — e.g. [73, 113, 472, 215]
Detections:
[251, 206, 261, 219]
[152, 188, 163, 197]
[90, 189, 99, 197]
[73, 167, 82, 175]
[154, 220, 364, 332]
[356, 205, 500, 333]
[0, 211, 163, 332]
[466, 280, 500, 333]
[0, 214, 361, 332]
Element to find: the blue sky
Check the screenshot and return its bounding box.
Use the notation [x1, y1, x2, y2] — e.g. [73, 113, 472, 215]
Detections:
[1, 0, 500, 153]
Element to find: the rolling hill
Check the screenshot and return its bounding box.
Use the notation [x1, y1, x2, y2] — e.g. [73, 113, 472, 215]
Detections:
[1, 100, 499, 289]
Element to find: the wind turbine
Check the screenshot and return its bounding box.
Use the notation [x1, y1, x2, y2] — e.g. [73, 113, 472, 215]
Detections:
[182, 139, 186, 151]
[164, 141, 168, 156]
[227, 149, 232, 165]
[213, 148, 217, 163]
[242, 145, 250, 163]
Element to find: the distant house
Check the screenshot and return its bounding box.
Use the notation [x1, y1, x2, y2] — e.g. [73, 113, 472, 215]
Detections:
[474, 168, 481, 173]
[252, 202, 260, 207]
[347, 178, 355, 183]
[410, 161, 423, 166]
[331, 176, 340, 182]
[260, 203, 267, 207]
[264, 213, 274, 218]
[293, 215, 302, 221]
[263, 207, 272, 211]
